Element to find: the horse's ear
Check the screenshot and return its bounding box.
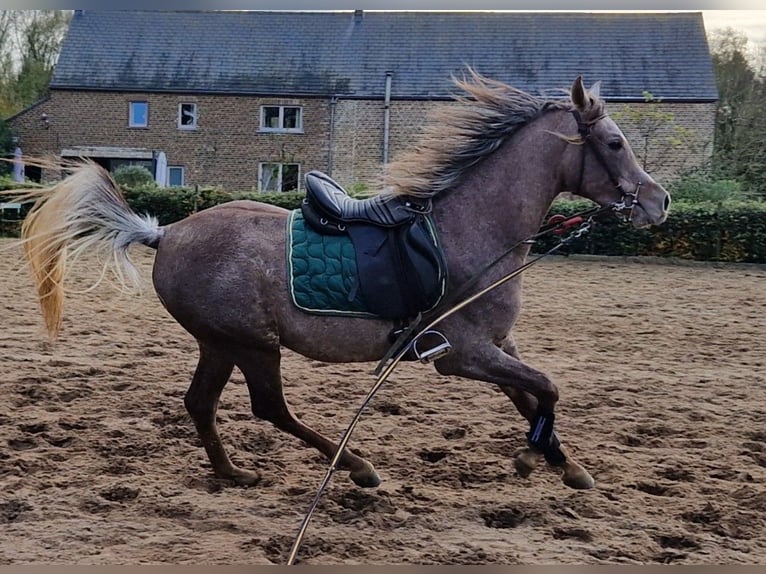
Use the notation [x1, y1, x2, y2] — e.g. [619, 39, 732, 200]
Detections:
[571, 76, 586, 110]
[589, 81, 602, 101]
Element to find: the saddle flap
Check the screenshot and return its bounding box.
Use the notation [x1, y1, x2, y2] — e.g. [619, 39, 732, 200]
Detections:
[346, 218, 447, 319]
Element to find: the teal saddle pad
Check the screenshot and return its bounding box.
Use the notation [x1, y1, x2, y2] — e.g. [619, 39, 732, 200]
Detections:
[286, 209, 375, 317]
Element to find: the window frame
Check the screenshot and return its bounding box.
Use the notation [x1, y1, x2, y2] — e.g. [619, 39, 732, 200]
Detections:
[128, 101, 149, 128]
[259, 105, 303, 133]
[177, 102, 198, 130]
[167, 165, 185, 187]
[258, 162, 300, 192]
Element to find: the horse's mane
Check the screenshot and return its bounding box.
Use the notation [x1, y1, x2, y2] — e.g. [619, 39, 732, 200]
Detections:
[384, 68, 579, 199]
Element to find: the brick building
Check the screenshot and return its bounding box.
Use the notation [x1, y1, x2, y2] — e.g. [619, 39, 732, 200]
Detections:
[7, 10, 718, 191]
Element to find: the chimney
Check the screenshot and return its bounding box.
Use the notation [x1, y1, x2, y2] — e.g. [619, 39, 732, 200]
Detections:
[354, 10, 364, 23]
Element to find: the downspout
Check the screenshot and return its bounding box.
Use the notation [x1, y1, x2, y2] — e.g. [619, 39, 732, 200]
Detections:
[328, 95, 338, 176]
[383, 71, 393, 166]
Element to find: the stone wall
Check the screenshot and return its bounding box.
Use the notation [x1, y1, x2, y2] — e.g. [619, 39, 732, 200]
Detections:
[8, 90, 716, 192]
[607, 100, 717, 186]
[332, 99, 717, 190]
[9, 91, 334, 191]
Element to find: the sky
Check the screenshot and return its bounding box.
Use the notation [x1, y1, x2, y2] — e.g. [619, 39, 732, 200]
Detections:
[701, 10, 766, 45]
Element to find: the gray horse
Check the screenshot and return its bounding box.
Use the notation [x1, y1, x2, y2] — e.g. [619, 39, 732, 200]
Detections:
[17, 72, 669, 492]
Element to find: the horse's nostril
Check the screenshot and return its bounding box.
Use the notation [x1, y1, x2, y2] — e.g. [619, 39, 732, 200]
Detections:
[664, 194, 671, 211]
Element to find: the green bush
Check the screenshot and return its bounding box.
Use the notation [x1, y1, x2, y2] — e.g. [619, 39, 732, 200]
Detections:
[534, 199, 766, 263]
[121, 185, 306, 225]
[5, 175, 766, 263]
[0, 175, 39, 191]
[113, 165, 157, 189]
[0, 176, 42, 237]
[123, 184, 205, 224]
[667, 171, 749, 203]
[228, 190, 306, 211]
[0, 119, 14, 178]
[134, 187, 763, 264]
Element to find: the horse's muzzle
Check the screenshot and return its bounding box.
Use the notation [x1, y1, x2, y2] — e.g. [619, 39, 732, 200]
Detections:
[620, 182, 670, 228]
[628, 186, 670, 228]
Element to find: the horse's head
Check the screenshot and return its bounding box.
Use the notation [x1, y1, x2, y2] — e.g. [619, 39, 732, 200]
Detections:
[566, 76, 671, 228]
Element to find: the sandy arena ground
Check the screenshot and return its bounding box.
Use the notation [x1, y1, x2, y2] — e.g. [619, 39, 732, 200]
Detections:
[1, 238, 765, 565]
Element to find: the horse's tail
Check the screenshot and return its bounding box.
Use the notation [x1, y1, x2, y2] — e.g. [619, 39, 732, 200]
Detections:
[17, 160, 163, 339]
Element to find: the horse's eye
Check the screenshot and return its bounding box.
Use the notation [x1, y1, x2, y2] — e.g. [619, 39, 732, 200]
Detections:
[608, 140, 623, 151]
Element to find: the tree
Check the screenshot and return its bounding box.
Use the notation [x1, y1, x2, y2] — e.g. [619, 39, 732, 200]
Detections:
[709, 29, 756, 170]
[0, 10, 71, 118]
[611, 91, 701, 178]
[709, 27, 766, 196]
[0, 11, 20, 117]
[0, 116, 13, 176]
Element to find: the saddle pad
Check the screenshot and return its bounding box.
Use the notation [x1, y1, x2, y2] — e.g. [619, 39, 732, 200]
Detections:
[286, 209, 376, 317]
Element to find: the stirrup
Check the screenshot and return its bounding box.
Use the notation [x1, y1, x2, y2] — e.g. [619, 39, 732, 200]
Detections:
[412, 330, 452, 363]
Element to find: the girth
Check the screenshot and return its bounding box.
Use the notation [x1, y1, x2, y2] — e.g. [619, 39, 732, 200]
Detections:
[300, 171, 447, 320]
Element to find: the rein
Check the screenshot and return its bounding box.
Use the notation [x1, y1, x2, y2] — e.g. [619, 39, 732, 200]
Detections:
[286, 108, 637, 565]
[285, 215, 596, 565]
[375, 202, 610, 374]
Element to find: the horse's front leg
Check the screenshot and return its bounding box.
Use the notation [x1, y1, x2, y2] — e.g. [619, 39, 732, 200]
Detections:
[435, 340, 594, 490]
[497, 335, 593, 489]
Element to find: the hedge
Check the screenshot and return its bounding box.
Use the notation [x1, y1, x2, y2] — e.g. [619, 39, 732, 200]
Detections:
[533, 199, 766, 263]
[0, 177, 41, 237]
[121, 185, 305, 223]
[2, 180, 765, 263]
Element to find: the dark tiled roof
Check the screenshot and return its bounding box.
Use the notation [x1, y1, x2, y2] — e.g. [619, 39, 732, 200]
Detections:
[51, 10, 718, 101]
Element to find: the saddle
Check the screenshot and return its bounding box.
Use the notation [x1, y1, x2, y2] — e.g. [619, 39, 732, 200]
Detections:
[301, 171, 447, 320]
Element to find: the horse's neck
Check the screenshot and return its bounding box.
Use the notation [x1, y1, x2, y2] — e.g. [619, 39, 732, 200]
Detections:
[432, 114, 567, 279]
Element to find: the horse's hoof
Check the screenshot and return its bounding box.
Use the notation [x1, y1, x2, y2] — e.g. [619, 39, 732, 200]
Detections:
[562, 466, 595, 490]
[350, 464, 381, 488]
[227, 468, 262, 487]
[513, 447, 540, 479]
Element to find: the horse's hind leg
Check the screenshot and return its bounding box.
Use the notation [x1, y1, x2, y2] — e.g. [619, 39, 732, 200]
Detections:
[498, 335, 593, 489]
[235, 348, 381, 488]
[184, 342, 261, 486]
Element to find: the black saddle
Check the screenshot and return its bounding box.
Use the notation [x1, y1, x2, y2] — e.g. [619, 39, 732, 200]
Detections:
[301, 170, 447, 320]
[303, 170, 426, 230]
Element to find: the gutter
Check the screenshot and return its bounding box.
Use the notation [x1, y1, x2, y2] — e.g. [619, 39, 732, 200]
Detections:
[328, 95, 338, 176]
[45, 85, 719, 104]
[382, 71, 393, 166]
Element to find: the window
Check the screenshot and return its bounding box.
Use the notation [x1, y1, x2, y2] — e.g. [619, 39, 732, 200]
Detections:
[129, 101, 148, 127]
[168, 166, 185, 187]
[178, 103, 198, 130]
[259, 163, 299, 192]
[260, 105, 302, 133]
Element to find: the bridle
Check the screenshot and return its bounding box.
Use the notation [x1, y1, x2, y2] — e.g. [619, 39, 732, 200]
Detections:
[570, 109, 642, 223]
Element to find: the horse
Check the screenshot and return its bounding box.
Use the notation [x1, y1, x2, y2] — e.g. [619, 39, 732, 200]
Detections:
[15, 71, 670, 493]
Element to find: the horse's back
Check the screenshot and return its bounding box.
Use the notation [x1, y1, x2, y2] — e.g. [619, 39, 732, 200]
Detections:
[161, 198, 290, 246]
[206, 199, 291, 216]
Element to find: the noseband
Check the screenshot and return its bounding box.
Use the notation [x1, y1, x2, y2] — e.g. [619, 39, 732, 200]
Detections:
[570, 109, 641, 223]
